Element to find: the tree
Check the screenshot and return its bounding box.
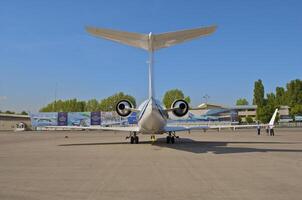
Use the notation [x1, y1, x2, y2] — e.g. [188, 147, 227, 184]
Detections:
[236, 98, 249, 105]
[253, 79, 266, 121]
[286, 79, 302, 106]
[245, 116, 254, 124]
[162, 89, 190, 108]
[40, 98, 87, 112]
[256, 106, 270, 123]
[291, 104, 302, 116]
[238, 116, 242, 123]
[99, 92, 136, 111]
[5, 110, 15, 114]
[266, 93, 276, 110]
[276, 86, 287, 106]
[20, 111, 28, 115]
[86, 99, 100, 112]
[253, 79, 264, 106]
[184, 96, 191, 104]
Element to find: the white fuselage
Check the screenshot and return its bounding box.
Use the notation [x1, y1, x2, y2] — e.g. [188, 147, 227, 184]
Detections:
[137, 98, 168, 134]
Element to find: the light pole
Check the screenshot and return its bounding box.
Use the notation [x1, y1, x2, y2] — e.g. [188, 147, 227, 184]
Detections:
[203, 94, 210, 104]
[54, 83, 58, 111]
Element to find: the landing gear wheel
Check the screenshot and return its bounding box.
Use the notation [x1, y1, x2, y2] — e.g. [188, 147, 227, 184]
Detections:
[130, 136, 134, 144]
[134, 136, 139, 144]
[171, 136, 175, 144]
[166, 136, 171, 144]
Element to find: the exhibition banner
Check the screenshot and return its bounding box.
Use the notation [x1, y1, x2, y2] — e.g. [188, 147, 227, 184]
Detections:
[58, 112, 68, 126]
[68, 112, 91, 126]
[30, 112, 58, 127]
[30, 111, 135, 127]
[101, 111, 122, 125]
[91, 112, 101, 125]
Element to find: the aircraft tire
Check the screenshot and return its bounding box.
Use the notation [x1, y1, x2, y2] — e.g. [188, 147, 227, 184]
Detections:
[166, 136, 171, 144]
[171, 136, 175, 144]
[135, 136, 139, 144]
[130, 136, 134, 144]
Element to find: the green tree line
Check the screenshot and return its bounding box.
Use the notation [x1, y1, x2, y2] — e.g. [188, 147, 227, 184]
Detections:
[162, 89, 191, 108]
[236, 98, 249, 105]
[40, 89, 192, 112]
[253, 79, 302, 122]
[0, 110, 28, 115]
[39, 92, 136, 112]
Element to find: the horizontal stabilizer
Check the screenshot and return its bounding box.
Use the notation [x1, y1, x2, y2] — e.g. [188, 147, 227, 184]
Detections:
[86, 26, 149, 50]
[152, 26, 217, 50]
[86, 25, 217, 51]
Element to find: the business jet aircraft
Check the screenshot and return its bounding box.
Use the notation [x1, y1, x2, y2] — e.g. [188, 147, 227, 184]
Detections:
[52, 25, 278, 144]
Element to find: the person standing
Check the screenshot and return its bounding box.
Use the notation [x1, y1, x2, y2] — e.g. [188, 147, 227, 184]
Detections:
[257, 122, 261, 135]
[271, 128, 275, 136]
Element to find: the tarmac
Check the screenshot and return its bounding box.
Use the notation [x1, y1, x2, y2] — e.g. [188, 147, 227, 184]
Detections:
[0, 128, 302, 200]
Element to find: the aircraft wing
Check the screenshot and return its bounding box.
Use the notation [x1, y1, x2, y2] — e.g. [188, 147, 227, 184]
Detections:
[165, 123, 266, 133]
[164, 125, 209, 132]
[45, 125, 139, 132]
[166, 109, 278, 132]
[164, 103, 227, 112]
[207, 124, 268, 129]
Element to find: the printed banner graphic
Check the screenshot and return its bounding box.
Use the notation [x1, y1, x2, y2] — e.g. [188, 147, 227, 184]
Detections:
[30, 111, 136, 127]
[58, 112, 68, 126]
[91, 112, 101, 125]
[30, 113, 58, 127]
[67, 112, 91, 126]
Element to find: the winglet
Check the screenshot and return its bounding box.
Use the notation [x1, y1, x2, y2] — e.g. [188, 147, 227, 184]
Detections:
[268, 108, 279, 127]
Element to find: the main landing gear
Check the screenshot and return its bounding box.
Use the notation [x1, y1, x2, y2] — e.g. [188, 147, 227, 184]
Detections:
[166, 132, 178, 144]
[127, 132, 139, 144]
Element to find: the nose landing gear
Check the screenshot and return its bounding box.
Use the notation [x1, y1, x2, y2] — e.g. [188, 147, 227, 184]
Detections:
[151, 135, 156, 143]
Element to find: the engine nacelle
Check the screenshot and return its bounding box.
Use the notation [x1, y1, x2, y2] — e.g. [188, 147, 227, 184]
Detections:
[171, 99, 189, 117]
[115, 100, 133, 117]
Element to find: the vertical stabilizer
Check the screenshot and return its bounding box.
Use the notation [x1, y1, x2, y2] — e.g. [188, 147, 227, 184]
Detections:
[148, 33, 154, 99]
[86, 25, 217, 100]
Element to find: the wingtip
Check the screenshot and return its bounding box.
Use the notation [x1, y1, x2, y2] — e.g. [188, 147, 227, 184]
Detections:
[85, 25, 94, 32]
[209, 25, 218, 32]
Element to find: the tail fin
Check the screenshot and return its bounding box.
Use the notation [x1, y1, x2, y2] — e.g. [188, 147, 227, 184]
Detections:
[86, 26, 217, 99]
[269, 108, 279, 127]
[86, 25, 217, 51]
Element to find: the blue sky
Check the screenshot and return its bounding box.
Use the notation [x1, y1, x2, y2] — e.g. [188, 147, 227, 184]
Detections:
[0, 0, 301, 112]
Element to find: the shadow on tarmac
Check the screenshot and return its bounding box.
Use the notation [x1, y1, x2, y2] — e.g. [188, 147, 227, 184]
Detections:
[59, 138, 302, 154]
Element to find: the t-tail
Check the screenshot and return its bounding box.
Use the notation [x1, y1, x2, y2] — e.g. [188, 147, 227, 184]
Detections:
[86, 25, 217, 99]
